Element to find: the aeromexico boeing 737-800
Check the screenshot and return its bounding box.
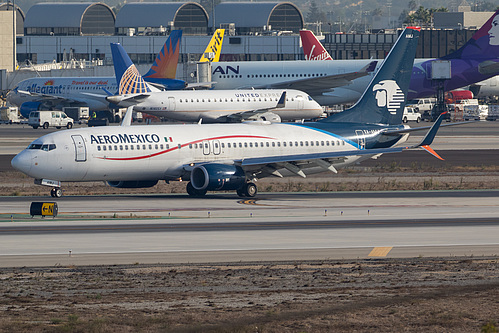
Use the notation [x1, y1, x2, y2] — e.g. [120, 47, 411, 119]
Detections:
[106, 43, 323, 122]
[6, 30, 225, 118]
[212, 10, 499, 106]
[12, 27, 450, 198]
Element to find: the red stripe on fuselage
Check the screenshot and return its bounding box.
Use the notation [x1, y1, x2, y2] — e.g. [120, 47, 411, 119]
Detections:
[96, 134, 275, 161]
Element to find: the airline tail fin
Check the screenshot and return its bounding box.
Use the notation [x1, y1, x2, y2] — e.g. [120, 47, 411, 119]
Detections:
[143, 30, 182, 80]
[323, 27, 420, 125]
[300, 30, 333, 60]
[442, 9, 499, 62]
[110, 43, 152, 95]
[199, 29, 225, 62]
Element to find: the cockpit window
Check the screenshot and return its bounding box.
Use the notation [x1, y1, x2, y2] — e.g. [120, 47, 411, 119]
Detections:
[28, 143, 56, 151]
[28, 143, 43, 150]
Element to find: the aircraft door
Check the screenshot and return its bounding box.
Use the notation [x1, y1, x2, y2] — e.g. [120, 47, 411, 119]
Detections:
[71, 135, 87, 162]
[355, 130, 365, 149]
[168, 97, 176, 111]
[202, 140, 210, 155]
[213, 140, 221, 155]
[296, 95, 304, 109]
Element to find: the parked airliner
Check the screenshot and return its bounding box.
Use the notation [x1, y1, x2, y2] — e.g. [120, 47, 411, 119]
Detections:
[106, 43, 323, 122]
[7, 30, 225, 117]
[212, 10, 499, 106]
[12, 27, 448, 198]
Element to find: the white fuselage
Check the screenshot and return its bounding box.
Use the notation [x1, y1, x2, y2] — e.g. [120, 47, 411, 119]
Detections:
[211, 59, 428, 105]
[132, 89, 323, 122]
[12, 122, 371, 183]
[7, 77, 118, 111]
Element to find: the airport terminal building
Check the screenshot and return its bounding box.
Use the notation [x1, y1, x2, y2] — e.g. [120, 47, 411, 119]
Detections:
[0, 1, 492, 89]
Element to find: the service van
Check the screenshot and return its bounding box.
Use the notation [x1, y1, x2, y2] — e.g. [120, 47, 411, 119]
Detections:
[406, 98, 436, 113]
[402, 107, 421, 123]
[28, 111, 74, 129]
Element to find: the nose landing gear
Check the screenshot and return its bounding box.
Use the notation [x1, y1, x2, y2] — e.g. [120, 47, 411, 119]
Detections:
[50, 187, 62, 198]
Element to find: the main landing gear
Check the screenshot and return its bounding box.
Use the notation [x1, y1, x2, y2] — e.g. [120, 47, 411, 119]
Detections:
[236, 182, 257, 198]
[185, 182, 258, 198]
[50, 187, 62, 198]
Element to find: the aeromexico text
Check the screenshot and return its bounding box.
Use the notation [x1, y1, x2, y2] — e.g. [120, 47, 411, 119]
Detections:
[90, 134, 161, 145]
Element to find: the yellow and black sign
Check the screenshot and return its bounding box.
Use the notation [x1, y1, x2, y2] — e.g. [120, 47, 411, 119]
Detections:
[30, 202, 58, 217]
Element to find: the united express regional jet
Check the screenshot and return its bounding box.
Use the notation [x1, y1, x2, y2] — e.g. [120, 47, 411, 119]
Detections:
[12, 27, 448, 198]
[106, 43, 323, 122]
[213, 10, 499, 106]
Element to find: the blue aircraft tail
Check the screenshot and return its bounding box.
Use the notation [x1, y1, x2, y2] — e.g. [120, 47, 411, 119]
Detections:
[323, 27, 420, 125]
[110, 43, 152, 95]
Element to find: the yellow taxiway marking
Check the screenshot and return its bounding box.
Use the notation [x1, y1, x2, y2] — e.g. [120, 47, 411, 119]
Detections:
[368, 247, 393, 257]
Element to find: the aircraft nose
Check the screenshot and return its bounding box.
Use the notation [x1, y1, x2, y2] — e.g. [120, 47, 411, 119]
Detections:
[11, 151, 32, 175]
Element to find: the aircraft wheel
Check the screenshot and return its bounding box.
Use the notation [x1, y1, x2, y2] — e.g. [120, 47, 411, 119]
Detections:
[50, 188, 62, 198]
[43, 122, 49, 129]
[243, 183, 257, 198]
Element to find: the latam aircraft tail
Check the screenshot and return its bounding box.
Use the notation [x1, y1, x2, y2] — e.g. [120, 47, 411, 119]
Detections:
[300, 30, 333, 60]
[324, 27, 420, 125]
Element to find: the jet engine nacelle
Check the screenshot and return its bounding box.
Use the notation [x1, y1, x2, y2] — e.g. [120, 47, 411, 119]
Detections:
[20, 101, 43, 118]
[107, 180, 158, 188]
[191, 164, 246, 191]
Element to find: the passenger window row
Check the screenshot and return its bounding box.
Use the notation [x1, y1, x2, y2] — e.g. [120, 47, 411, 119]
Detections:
[96, 144, 169, 152]
[187, 140, 345, 149]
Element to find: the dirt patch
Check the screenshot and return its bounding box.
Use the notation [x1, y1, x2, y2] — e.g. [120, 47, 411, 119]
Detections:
[0, 258, 498, 332]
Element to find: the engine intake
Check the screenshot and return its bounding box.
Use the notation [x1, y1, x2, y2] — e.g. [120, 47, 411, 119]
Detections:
[191, 164, 245, 191]
[107, 180, 158, 188]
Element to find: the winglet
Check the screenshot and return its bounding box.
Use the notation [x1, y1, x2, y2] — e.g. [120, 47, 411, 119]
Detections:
[276, 91, 286, 108]
[120, 106, 134, 127]
[418, 111, 447, 147]
[414, 111, 447, 160]
[420, 145, 444, 160]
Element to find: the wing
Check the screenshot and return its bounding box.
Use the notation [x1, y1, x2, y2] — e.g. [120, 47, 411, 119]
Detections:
[237, 112, 448, 178]
[246, 61, 377, 94]
[17, 90, 87, 106]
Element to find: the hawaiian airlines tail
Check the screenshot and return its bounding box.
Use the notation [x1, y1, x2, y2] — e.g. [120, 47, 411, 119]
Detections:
[199, 29, 225, 62]
[324, 27, 420, 125]
[442, 9, 499, 72]
[300, 30, 333, 60]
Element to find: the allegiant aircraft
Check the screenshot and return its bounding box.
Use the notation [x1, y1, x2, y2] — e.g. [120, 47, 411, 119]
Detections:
[11, 27, 457, 198]
[7, 29, 225, 118]
[212, 10, 499, 106]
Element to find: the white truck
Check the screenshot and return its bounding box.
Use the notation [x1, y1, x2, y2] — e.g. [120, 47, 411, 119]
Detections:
[406, 98, 436, 113]
[0, 107, 20, 124]
[402, 106, 421, 123]
[28, 111, 74, 129]
[63, 107, 90, 122]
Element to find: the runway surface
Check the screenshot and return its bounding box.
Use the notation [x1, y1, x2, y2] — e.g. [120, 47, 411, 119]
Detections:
[1, 191, 498, 266]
